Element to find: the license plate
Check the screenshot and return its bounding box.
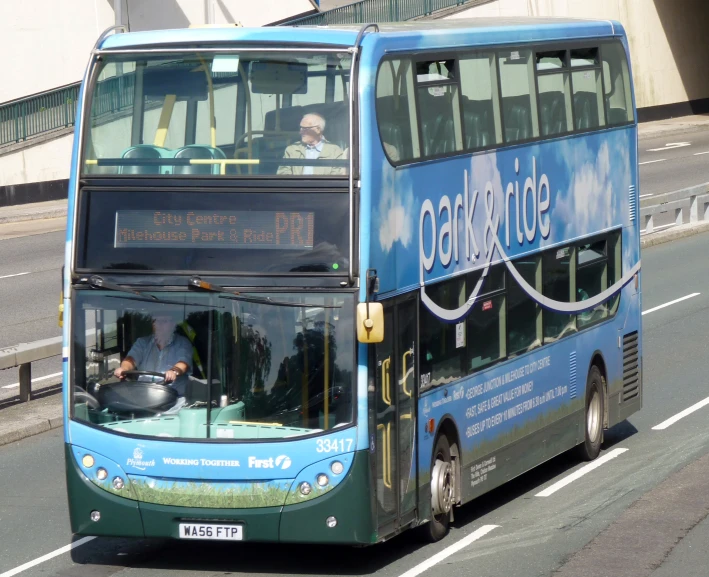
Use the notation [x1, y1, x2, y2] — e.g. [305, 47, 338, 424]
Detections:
[178, 523, 243, 541]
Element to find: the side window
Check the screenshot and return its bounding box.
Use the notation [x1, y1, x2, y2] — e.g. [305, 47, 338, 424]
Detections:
[467, 266, 506, 372]
[415, 59, 464, 157]
[576, 231, 623, 327]
[459, 53, 503, 149]
[570, 48, 606, 130]
[576, 238, 608, 328]
[536, 50, 573, 137]
[376, 58, 420, 163]
[420, 266, 505, 385]
[498, 49, 539, 143]
[507, 256, 541, 356]
[543, 246, 576, 342]
[602, 43, 634, 125]
[420, 276, 467, 387]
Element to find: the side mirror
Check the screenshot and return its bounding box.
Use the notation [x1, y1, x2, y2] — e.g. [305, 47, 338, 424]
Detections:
[356, 302, 384, 343]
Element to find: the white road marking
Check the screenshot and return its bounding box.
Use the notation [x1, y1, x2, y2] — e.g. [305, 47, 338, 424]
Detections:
[397, 525, 498, 577]
[653, 396, 709, 430]
[0, 272, 30, 280]
[0, 537, 95, 577]
[639, 194, 653, 198]
[642, 293, 700, 316]
[693, 151, 709, 156]
[535, 448, 629, 497]
[2, 371, 63, 389]
[647, 142, 690, 152]
[639, 159, 666, 165]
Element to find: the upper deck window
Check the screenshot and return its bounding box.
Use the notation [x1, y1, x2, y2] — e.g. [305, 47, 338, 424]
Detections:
[82, 52, 352, 177]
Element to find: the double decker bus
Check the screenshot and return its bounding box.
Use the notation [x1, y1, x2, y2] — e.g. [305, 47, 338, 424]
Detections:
[64, 19, 642, 545]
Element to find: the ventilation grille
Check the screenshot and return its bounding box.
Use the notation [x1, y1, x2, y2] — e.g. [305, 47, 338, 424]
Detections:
[622, 331, 640, 401]
[629, 185, 637, 222]
[569, 351, 577, 399]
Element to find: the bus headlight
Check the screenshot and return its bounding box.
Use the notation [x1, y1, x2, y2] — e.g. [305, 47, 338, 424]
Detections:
[299, 482, 312, 496]
[96, 468, 108, 481]
[82, 455, 95, 468]
[330, 461, 344, 475]
[112, 477, 125, 490]
[316, 474, 329, 487]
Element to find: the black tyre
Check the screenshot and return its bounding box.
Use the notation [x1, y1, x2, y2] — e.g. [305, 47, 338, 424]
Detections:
[578, 365, 604, 461]
[420, 434, 453, 542]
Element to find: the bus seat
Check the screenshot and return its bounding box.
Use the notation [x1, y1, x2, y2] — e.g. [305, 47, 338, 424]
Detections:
[379, 121, 404, 161]
[173, 145, 226, 175]
[503, 97, 533, 142]
[120, 145, 166, 175]
[574, 92, 599, 130]
[539, 92, 568, 136]
[607, 106, 628, 125]
[418, 92, 457, 156]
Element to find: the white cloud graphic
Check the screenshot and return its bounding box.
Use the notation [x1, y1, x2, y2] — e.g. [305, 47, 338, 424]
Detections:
[378, 162, 415, 253]
[554, 138, 628, 239]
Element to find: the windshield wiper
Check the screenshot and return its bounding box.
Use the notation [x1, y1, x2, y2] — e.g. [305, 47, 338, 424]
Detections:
[88, 275, 158, 300]
[189, 276, 341, 309]
[89, 276, 221, 308]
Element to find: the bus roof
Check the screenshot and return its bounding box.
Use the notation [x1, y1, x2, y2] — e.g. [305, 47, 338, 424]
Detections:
[99, 18, 624, 51]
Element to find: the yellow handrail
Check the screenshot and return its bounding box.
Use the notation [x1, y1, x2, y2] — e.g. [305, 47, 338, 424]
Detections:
[381, 357, 391, 405]
[401, 349, 413, 398]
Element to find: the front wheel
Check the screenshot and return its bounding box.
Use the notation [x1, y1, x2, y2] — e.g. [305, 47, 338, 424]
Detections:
[578, 365, 604, 461]
[420, 434, 453, 542]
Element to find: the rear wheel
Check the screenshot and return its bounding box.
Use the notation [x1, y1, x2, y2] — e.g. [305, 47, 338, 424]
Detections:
[421, 434, 453, 542]
[578, 365, 604, 461]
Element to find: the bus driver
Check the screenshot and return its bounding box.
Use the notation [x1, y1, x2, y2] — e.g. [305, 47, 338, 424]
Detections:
[114, 310, 192, 396]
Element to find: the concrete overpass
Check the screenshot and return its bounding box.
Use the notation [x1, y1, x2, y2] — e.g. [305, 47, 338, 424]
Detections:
[445, 0, 709, 122]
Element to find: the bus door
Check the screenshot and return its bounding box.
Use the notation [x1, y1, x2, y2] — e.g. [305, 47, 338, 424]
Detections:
[374, 295, 418, 536]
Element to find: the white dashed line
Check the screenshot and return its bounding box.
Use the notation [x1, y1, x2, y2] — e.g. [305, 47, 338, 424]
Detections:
[0, 272, 30, 280]
[397, 525, 498, 577]
[653, 396, 709, 430]
[639, 159, 667, 165]
[0, 537, 95, 577]
[2, 371, 63, 389]
[642, 293, 700, 316]
[535, 448, 629, 497]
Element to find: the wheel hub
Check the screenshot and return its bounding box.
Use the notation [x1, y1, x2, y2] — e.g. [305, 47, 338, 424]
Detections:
[431, 459, 453, 516]
[587, 390, 601, 443]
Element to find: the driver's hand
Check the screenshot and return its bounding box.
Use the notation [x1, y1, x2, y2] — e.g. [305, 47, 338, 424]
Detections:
[164, 369, 178, 383]
[114, 367, 127, 379]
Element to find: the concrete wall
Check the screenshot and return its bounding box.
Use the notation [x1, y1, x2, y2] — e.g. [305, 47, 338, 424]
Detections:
[0, 134, 74, 187]
[0, 0, 317, 104]
[445, 0, 709, 111]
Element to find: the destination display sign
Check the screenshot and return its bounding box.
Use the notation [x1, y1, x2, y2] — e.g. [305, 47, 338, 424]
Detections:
[114, 210, 315, 250]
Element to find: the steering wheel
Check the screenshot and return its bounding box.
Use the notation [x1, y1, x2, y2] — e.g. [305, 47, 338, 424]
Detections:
[121, 370, 167, 385]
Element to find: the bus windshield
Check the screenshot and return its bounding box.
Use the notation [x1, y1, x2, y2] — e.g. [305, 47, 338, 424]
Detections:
[82, 52, 352, 177]
[71, 290, 355, 441]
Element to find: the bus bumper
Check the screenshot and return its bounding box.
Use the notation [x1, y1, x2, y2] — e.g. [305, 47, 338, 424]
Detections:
[66, 445, 374, 544]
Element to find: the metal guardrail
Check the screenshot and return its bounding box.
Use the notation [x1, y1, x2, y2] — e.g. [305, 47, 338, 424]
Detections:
[287, 0, 483, 25]
[640, 182, 709, 235]
[0, 84, 80, 146]
[0, 336, 62, 402]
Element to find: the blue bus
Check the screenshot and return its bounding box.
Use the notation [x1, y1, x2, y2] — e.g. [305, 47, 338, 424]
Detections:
[63, 18, 641, 545]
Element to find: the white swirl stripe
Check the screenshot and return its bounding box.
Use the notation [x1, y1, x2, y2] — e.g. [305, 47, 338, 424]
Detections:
[421, 228, 640, 322]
